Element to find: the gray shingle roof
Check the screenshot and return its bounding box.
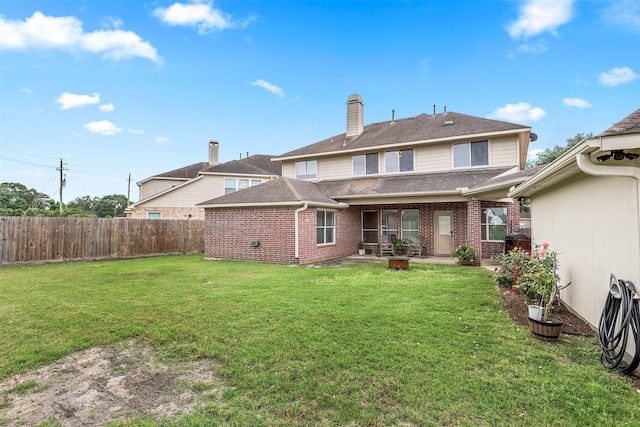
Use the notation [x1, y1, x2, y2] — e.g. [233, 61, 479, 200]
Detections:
[201, 155, 281, 176]
[599, 108, 640, 137]
[318, 168, 513, 198]
[198, 177, 341, 207]
[155, 162, 210, 179]
[151, 155, 280, 180]
[276, 112, 529, 159]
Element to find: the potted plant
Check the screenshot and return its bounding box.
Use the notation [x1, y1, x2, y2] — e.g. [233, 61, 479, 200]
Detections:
[357, 241, 366, 256]
[392, 238, 410, 255]
[492, 243, 571, 340]
[452, 244, 477, 265]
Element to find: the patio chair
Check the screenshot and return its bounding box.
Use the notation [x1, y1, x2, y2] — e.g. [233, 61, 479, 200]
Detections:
[406, 236, 427, 257]
[378, 234, 396, 257]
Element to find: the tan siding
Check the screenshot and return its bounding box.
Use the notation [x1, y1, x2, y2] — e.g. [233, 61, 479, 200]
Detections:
[282, 161, 295, 178]
[531, 175, 640, 328]
[146, 176, 223, 206]
[490, 136, 519, 167]
[139, 179, 184, 200]
[417, 143, 451, 172]
[318, 156, 352, 179]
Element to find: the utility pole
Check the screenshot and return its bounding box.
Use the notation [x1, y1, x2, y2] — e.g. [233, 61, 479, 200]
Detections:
[57, 158, 68, 213]
[127, 173, 132, 207]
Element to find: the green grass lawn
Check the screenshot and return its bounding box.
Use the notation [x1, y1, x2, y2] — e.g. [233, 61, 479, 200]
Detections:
[1, 255, 638, 426]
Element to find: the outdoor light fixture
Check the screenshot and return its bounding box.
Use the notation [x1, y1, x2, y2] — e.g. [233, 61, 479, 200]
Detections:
[596, 150, 640, 162]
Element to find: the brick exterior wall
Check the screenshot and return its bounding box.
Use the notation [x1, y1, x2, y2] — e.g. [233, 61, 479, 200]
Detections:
[204, 200, 521, 264]
[127, 206, 205, 220]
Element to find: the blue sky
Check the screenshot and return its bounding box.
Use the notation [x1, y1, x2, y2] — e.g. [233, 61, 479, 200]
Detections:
[1, 0, 639, 203]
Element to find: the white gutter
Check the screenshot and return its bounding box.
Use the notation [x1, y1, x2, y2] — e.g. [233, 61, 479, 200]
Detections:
[576, 152, 640, 264]
[294, 203, 309, 259]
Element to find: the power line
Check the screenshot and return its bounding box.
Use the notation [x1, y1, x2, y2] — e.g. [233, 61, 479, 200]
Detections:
[0, 144, 60, 160]
[0, 154, 57, 169]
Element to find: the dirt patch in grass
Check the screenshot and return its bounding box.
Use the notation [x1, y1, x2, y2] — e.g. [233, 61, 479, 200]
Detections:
[0, 340, 222, 426]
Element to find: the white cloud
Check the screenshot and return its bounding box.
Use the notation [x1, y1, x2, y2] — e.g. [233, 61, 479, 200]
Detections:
[516, 42, 547, 54]
[562, 97, 592, 108]
[0, 12, 160, 63]
[599, 66, 639, 86]
[507, 0, 575, 39]
[99, 103, 115, 112]
[154, 1, 233, 34]
[20, 87, 32, 94]
[601, 0, 640, 30]
[249, 79, 284, 97]
[56, 92, 100, 110]
[488, 102, 547, 122]
[155, 136, 168, 144]
[84, 120, 122, 136]
[128, 128, 144, 135]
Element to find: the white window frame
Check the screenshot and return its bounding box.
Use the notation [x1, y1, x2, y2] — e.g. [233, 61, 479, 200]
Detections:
[295, 160, 318, 180]
[481, 207, 508, 241]
[454, 140, 489, 168]
[224, 178, 262, 195]
[385, 149, 414, 173]
[353, 153, 379, 176]
[317, 210, 336, 245]
[147, 211, 162, 220]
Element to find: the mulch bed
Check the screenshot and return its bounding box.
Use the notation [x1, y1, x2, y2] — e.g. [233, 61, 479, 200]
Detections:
[497, 286, 595, 336]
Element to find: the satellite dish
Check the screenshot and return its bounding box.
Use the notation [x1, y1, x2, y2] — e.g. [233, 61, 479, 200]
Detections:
[530, 133, 538, 142]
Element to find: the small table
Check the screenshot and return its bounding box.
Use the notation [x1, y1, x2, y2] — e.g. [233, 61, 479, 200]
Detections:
[388, 257, 410, 270]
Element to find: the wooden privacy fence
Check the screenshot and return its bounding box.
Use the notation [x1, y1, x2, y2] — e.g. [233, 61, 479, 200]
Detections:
[0, 216, 204, 265]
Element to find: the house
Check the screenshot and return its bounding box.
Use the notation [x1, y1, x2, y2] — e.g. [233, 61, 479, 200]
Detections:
[509, 108, 640, 328]
[125, 140, 282, 220]
[199, 94, 538, 264]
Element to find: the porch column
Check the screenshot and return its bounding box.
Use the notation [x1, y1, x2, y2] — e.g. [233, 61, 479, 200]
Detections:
[466, 198, 482, 265]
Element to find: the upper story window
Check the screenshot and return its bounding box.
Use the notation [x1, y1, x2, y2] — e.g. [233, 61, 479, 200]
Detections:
[454, 140, 488, 168]
[385, 149, 414, 173]
[295, 160, 317, 180]
[353, 153, 378, 176]
[224, 178, 262, 195]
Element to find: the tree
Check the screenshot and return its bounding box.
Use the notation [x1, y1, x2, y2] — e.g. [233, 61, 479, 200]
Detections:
[529, 132, 593, 167]
[0, 182, 58, 216]
[93, 194, 130, 218]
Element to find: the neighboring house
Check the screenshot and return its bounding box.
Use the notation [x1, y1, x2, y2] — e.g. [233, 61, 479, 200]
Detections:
[126, 140, 281, 220]
[199, 94, 538, 264]
[509, 108, 640, 328]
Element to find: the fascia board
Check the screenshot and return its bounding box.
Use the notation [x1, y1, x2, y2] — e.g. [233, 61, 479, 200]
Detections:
[136, 176, 189, 186]
[508, 140, 599, 198]
[200, 201, 349, 209]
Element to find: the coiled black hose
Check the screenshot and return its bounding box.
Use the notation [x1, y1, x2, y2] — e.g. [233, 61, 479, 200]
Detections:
[598, 274, 640, 374]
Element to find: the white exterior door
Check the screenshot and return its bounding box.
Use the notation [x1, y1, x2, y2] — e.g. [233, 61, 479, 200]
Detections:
[435, 211, 454, 255]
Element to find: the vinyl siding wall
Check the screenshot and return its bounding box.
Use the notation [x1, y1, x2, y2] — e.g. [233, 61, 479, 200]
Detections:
[139, 179, 186, 200]
[281, 135, 520, 180]
[530, 174, 640, 328]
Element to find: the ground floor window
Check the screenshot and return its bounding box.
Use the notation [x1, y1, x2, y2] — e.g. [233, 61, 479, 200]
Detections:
[361, 210, 378, 244]
[317, 210, 335, 244]
[147, 211, 162, 219]
[482, 207, 507, 241]
[401, 209, 419, 243]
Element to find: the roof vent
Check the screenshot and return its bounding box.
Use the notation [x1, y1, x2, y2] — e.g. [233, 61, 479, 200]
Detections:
[444, 120, 454, 126]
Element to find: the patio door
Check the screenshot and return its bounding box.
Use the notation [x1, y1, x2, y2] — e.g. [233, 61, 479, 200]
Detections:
[434, 211, 453, 255]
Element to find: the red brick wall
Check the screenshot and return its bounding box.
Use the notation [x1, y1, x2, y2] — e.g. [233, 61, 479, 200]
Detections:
[204, 206, 361, 264]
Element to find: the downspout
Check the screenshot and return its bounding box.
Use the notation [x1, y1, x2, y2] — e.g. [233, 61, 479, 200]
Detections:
[294, 203, 309, 260]
[576, 153, 640, 267]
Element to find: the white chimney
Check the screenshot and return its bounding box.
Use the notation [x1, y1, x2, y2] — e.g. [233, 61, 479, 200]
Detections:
[346, 94, 364, 137]
[209, 140, 219, 165]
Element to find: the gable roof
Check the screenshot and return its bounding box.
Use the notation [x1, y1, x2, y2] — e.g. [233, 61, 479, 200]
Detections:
[599, 108, 640, 137]
[198, 177, 344, 208]
[153, 162, 211, 180]
[200, 155, 282, 176]
[275, 112, 530, 160]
